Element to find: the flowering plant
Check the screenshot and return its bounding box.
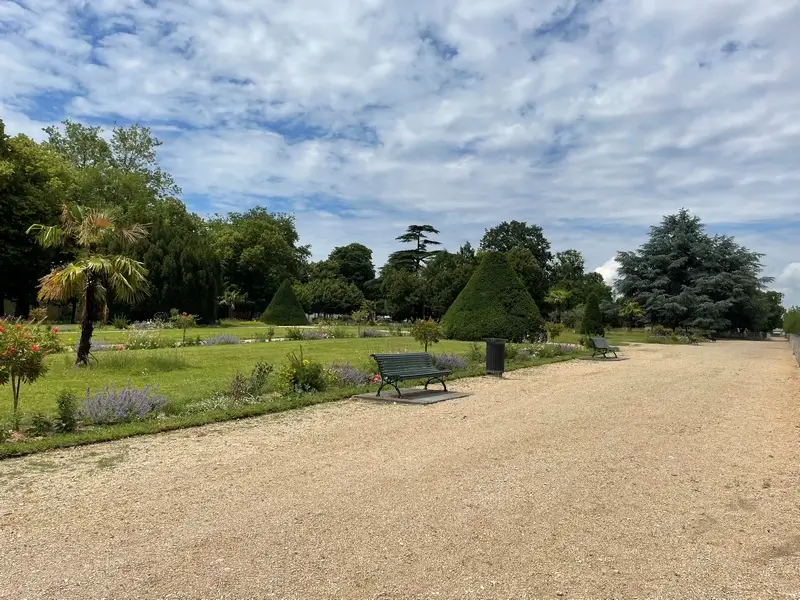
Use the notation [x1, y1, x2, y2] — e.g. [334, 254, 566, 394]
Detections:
[0, 320, 60, 427]
[170, 311, 198, 343]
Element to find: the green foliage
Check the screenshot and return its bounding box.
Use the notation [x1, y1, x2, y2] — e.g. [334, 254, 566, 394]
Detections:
[285, 327, 305, 341]
[55, 389, 79, 432]
[170, 311, 198, 342]
[260, 279, 308, 325]
[466, 342, 486, 363]
[619, 300, 644, 329]
[112, 314, 130, 329]
[0, 321, 52, 427]
[422, 246, 478, 319]
[208, 207, 309, 312]
[441, 251, 543, 342]
[479, 221, 552, 273]
[124, 330, 173, 350]
[27, 412, 54, 437]
[411, 319, 443, 351]
[328, 243, 375, 290]
[295, 277, 364, 316]
[616, 209, 770, 331]
[581, 292, 604, 336]
[227, 362, 274, 401]
[545, 322, 565, 341]
[506, 246, 549, 308]
[387, 225, 443, 272]
[784, 307, 800, 334]
[279, 348, 327, 393]
[29, 307, 48, 322]
[380, 266, 426, 321]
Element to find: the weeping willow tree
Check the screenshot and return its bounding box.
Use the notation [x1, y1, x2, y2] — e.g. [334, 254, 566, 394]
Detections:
[28, 204, 150, 365]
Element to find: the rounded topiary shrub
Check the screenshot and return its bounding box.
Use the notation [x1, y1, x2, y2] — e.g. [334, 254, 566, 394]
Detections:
[441, 251, 543, 342]
[580, 291, 604, 336]
[260, 280, 309, 325]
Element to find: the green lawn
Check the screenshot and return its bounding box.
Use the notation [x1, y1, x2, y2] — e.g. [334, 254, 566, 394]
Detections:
[1, 337, 473, 420]
[53, 323, 399, 346]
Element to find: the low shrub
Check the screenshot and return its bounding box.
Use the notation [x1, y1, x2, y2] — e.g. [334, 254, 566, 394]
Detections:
[112, 315, 130, 330]
[360, 328, 387, 338]
[466, 342, 485, 363]
[278, 348, 327, 393]
[27, 412, 54, 437]
[82, 382, 169, 424]
[504, 344, 520, 361]
[0, 422, 11, 443]
[545, 322, 565, 341]
[227, 361, 274, 400]
[250, 327, 277, 342]
[201, 334, 242, 346]
[431, 353, 468, 371]
[130, 319, 167, 330]
[301, 330, 328, 340]
[328, 361, 372, 386]
[285, 327, 306, 341]
[29, 307, 48, 323]
[55, 389, 79, 432]
[650, 324, 669, 337]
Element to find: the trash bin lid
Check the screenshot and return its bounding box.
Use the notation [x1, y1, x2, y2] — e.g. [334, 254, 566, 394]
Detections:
[483, 338, 507, 343]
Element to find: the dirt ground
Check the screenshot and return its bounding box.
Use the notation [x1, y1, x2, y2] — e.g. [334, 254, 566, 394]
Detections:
[1, 340, 799, 600]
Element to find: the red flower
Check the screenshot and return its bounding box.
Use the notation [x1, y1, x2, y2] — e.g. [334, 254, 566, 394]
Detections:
[15, 324, 21, 329]
[0, 327, 4, 333]
[31, 344, 40, 352]
[52, 327, 59, 333]
[6, 347, 14, 356]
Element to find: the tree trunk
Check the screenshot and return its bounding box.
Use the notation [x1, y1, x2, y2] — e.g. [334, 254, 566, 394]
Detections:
[76, 281, 98, 366]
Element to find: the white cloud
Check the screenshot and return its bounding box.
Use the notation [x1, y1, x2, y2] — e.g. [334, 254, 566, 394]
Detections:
[2, 0, 799, 305]
[775, 263, 800, 308]
[595, 257, 619, 288]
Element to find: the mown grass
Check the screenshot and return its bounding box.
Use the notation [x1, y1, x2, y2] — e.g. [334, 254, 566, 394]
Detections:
[53, 323, 404, 346]
[0, 338, 474, 422]
[0, 351, 579, 459]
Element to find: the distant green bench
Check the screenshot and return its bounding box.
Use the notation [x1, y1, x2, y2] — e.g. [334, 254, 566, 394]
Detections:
[589, 337, 619, 359]
[370, 352, 451, 397]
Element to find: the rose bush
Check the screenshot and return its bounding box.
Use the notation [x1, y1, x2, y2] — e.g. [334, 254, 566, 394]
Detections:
[0, 320, 62, 428]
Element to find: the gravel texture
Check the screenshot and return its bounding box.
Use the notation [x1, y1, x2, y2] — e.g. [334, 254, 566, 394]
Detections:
[1, 340, 799, 599]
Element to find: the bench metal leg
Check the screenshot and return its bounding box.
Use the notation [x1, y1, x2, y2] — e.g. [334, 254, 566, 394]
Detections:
[377, 378, 401, 397]
[424, 377, 448, 392]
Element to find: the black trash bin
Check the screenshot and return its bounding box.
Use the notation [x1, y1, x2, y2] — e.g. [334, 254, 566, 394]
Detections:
[484, 338, 506, 376]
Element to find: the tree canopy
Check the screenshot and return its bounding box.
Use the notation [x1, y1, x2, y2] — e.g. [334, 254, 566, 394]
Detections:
[260, 279, 308, 325]
[615, 209, 772, 331]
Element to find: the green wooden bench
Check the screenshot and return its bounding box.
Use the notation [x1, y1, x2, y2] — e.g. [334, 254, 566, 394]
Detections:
[589, 337, 619, 358]
[370, 352, 451, 397]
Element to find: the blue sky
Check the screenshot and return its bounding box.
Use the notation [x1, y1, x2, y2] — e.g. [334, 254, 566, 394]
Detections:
[2, 0, 799, 305]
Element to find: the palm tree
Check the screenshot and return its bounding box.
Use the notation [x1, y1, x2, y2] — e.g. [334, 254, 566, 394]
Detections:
[218, 287, 247, 319]
[544, 288, 570, 323]
[28, 204, 150, 365]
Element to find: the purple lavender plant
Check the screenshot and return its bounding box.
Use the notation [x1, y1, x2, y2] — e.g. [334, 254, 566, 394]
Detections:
[82, 382, 169, 424]
[201, 334, 242, 345]
[328, 362, 371, 386]
[432, 353, 468, 371]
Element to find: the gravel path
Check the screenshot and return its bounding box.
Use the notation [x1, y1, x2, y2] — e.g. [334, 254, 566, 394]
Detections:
[2, 341, 799, 599]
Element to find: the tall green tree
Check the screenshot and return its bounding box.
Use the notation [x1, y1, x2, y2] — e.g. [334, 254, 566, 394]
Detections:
[0, 121, 72, 316]
[387, 225, 442, 272]
[506, 245, 549, 308]
[328, 243, 375, 290]
[616, 209, 770, 331]
[208, 207, 309, 311]
[480, 220, 552, 277]
[29, 205, 150, 365]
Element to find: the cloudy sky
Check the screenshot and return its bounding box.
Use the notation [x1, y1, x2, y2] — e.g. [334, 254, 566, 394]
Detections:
[2, 0, 799, 305]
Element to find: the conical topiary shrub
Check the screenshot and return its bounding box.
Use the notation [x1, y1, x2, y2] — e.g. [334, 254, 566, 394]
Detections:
[260, 279, 308, 325]
[580, 291, 604, 336]
[441, 251, 543, 342]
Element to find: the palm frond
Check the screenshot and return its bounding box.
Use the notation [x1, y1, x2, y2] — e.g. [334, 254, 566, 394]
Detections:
[77, 209, 116, 247]
[80, 255, 114, 275]
[26, 224, 66, 249]
[119, 223, 150, 245]
[37, 264, 88, 303]
[107, 255, 150, 304]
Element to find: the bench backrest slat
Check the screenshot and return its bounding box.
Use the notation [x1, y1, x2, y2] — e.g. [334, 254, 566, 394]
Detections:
[590, 337, 610, 349]
[371, 353, 437, 373]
